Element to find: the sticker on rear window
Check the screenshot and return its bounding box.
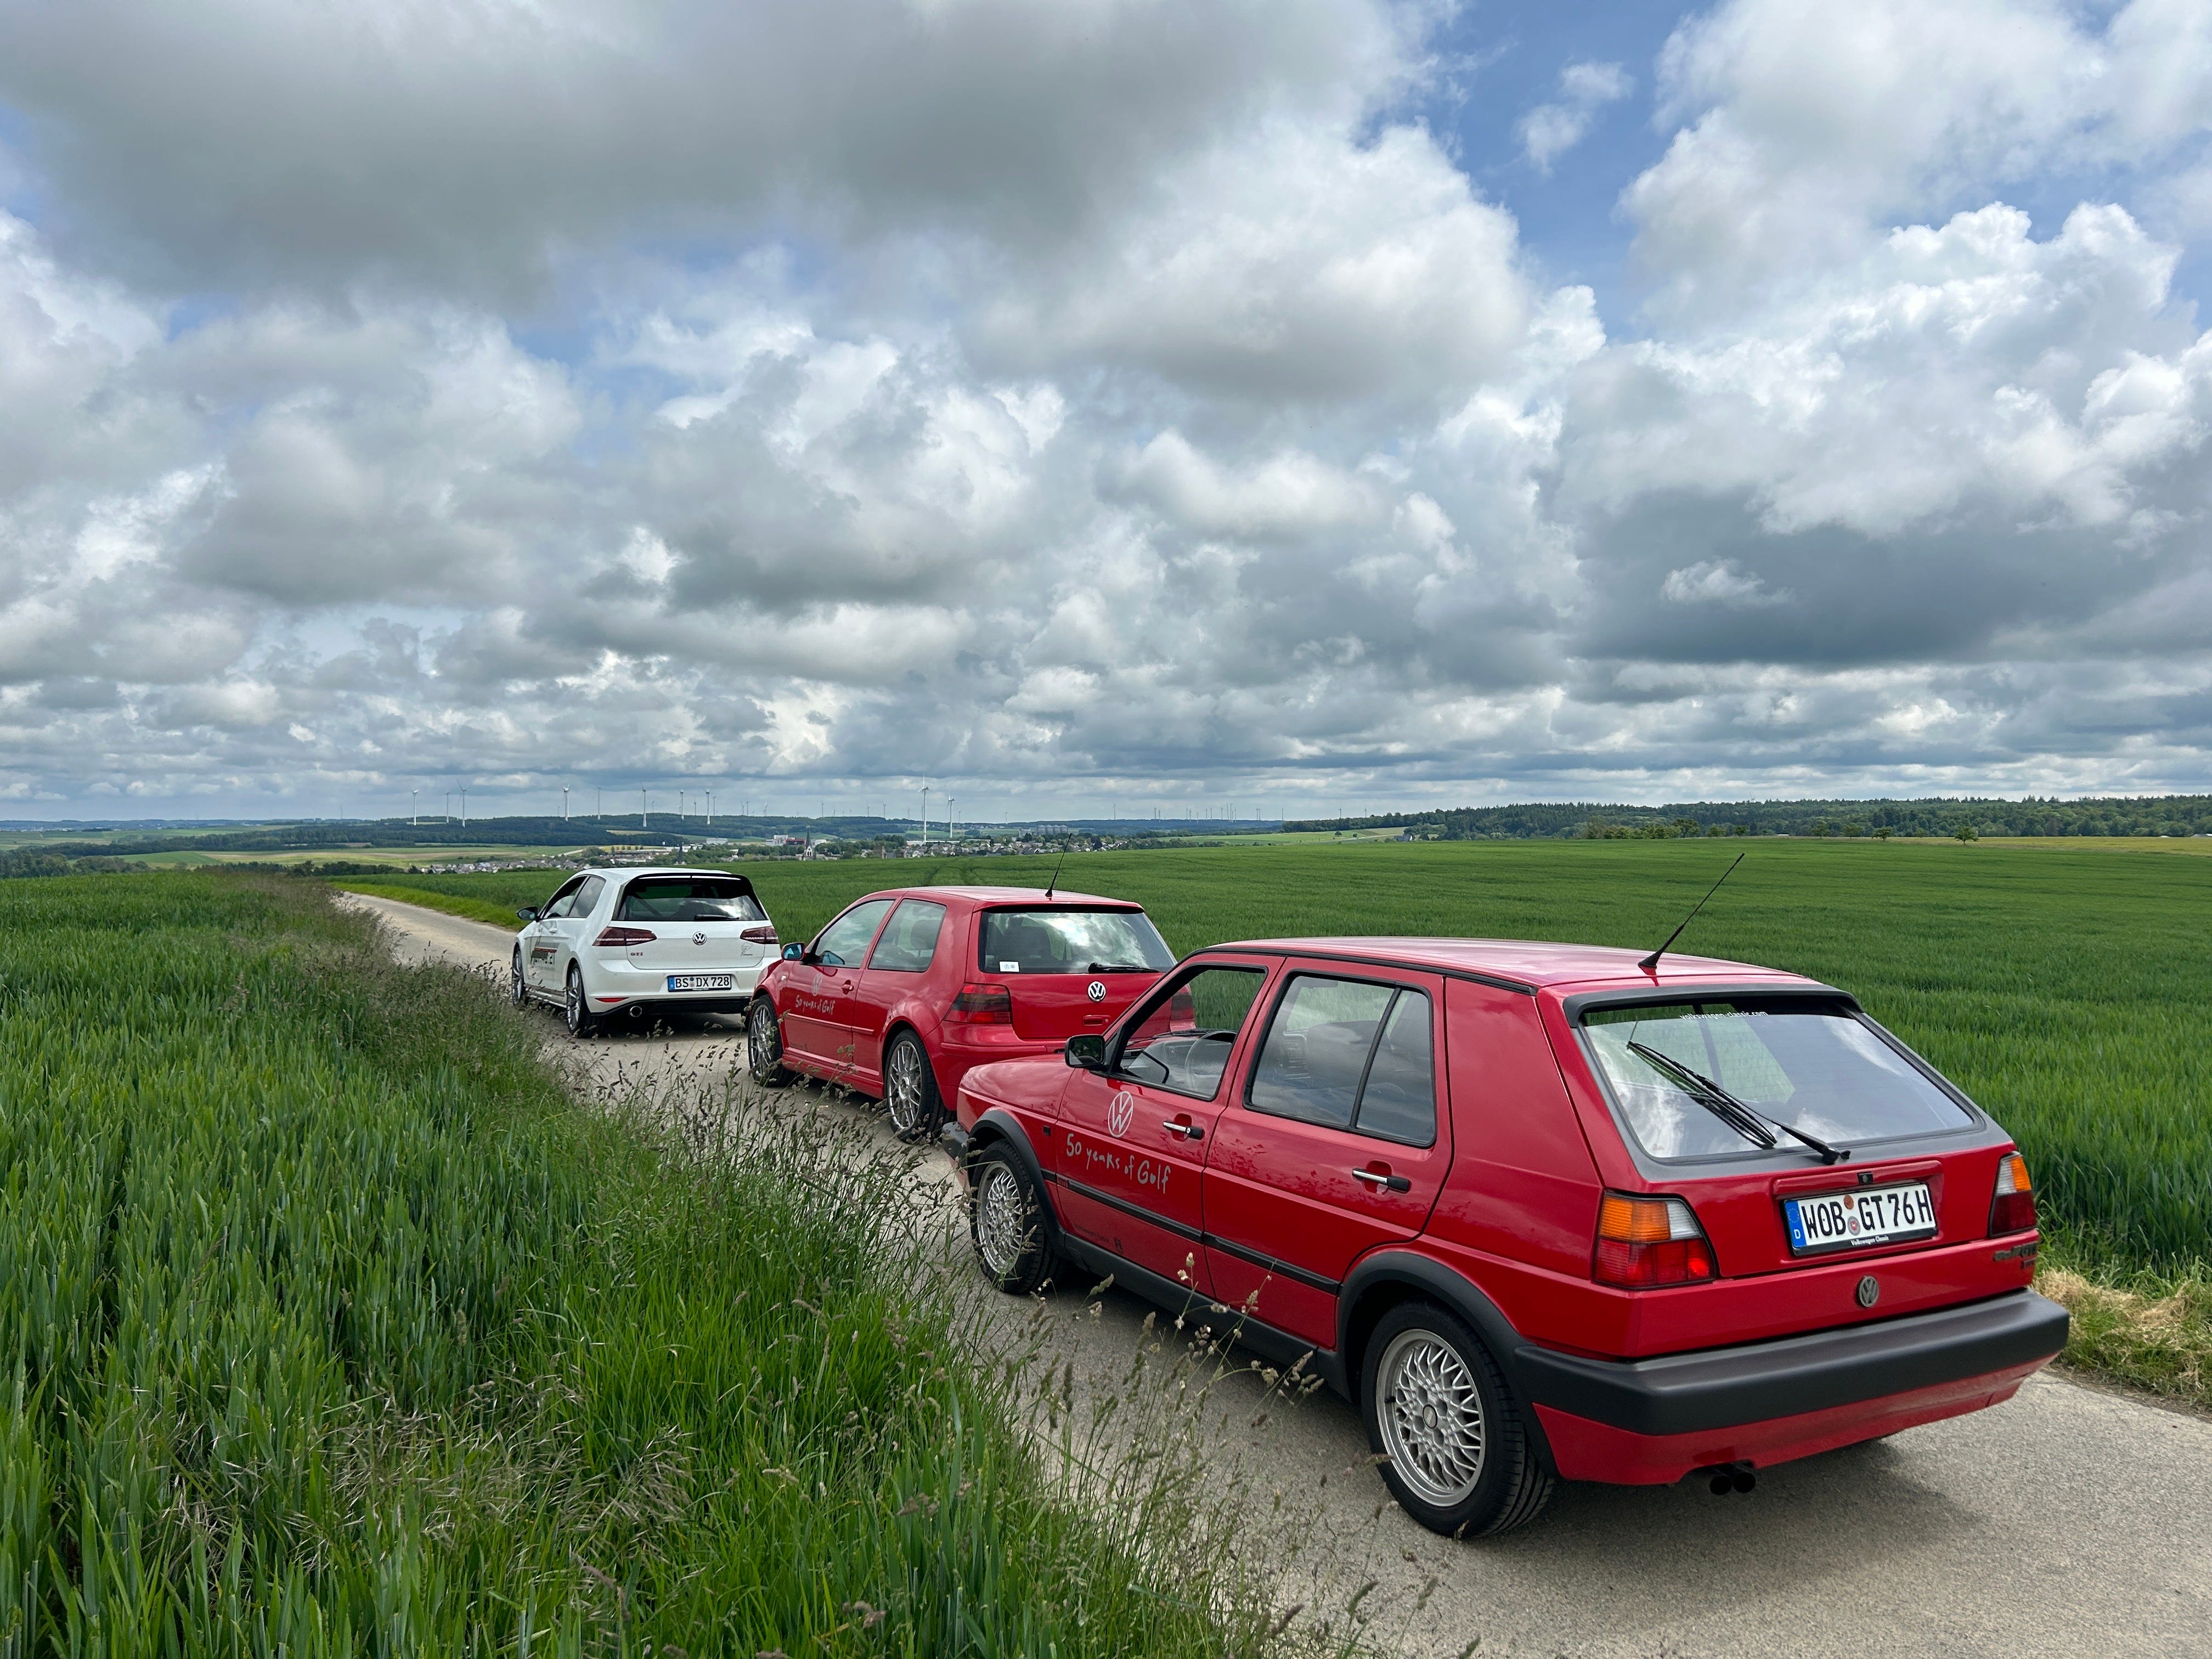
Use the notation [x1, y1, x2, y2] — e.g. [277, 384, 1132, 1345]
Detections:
[1000, 961, 1021, 972]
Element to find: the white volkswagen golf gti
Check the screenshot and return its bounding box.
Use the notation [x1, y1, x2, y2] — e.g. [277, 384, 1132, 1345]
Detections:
[512, 867, 778, 1035]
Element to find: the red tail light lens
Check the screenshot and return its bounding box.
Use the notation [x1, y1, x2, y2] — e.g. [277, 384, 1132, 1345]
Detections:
[1594, 1192, 1716, 1288]
[1989, 1153, 2037, 1236]
[948, 983, 1014, 1023]
[741, 926, 778, 945]
[592, 926, 656, 947]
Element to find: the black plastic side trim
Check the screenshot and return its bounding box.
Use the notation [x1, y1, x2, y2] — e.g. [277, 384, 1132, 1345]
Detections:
[1053, 1235, 1350, 1397]
[1050, 1175, 1343, 1295]
[1517, 1289, 2070, 1437]
[1053, 1174, 1204, 1243]
[1201, 1231, 1341, 1295]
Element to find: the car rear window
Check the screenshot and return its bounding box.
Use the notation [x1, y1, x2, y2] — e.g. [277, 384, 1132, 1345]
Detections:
[977, 907, 1173, 975]
[614, 876, 764, 923]
[1581, 1000, 1974, 1160]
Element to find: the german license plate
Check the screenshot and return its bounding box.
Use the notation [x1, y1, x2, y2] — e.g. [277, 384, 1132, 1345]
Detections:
[666, 973, 735, 992]
[1784, 1183, 1936, 1254]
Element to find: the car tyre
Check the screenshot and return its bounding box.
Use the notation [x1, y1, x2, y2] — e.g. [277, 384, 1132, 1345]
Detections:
[747, 998, 794, 1088]
[883, 1030, 943, 1141]
[510, 948, 529, 1008]
[968, 1144, 1057, 1295]
[564, 965, 596, 1039]
[1359, 1300, 1553, 1538]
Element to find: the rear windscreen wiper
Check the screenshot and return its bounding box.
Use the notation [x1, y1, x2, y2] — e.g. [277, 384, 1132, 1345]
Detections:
[1627, 1041, 1849, 1164]
[1085, 962, 1152, 972]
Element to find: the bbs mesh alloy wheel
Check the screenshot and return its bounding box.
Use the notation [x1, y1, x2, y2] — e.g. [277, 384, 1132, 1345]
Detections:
[884, 1031, 943, 1140]
[747, 998, 793, 1087]
[1359, 1300, 1553, 1537]
[968, 1144, 1055, 1295]
[564, 966, 596, 1038]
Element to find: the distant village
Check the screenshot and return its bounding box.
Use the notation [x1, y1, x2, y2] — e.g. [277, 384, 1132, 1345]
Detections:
[405, 831, 1138, 875]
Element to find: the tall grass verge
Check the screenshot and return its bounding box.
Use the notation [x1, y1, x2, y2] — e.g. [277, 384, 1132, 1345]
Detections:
[0, 872, 1308, 1655]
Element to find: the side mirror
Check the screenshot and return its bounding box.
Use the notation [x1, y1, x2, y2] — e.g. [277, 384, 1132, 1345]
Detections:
[781, 943, 804, 961]
[516, 907, 540, 922]
[1064, 1034, 1107, 1070]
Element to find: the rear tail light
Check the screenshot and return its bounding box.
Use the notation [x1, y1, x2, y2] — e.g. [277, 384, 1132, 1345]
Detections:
[1168, 987, 1197, 1027]
[948, 983, 1014, 1024]
[741, 926, 778, 945]
[1594, 1192, 1716, 1288]
[592, 926, 656, 947]
[1989, 1152, 2037, 1236]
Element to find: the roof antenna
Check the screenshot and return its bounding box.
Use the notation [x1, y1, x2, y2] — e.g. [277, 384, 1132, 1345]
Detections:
[1639, 853, 1745, 974]
[1043, 847, 1066, 900]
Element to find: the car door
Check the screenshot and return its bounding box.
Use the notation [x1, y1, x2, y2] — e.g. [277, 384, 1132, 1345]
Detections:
[848, 898, 950, 1084]
[545, 874, 605, 989]
[780, 898, 895, 1074]
[524, 876, 587, 991]
[1200, 966, 1453, 1352]
[1054, 957, 1276, 1296]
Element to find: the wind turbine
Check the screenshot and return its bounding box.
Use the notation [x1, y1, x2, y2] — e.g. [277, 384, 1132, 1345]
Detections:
[561, 786, 569, 821]
[920, 786, 930, 851]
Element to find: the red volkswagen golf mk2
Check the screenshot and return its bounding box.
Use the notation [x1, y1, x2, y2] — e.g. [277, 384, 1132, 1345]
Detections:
[943, 936, 2069, 1536]
[747, 886, 1176, 1139]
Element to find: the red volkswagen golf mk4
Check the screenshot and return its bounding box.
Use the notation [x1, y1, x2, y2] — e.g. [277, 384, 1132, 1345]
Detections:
[943, 936, 2069, 1537]
[746, 886, 1176, 1139]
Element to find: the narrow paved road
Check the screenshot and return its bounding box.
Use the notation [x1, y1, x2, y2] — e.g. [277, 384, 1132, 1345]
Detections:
[341, 891, 2211, 1658]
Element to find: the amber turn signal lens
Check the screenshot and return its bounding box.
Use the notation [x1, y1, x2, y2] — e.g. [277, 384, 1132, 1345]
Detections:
[1989, 1152, 2038, 1237]
[1594, 1192, 1716, 1288]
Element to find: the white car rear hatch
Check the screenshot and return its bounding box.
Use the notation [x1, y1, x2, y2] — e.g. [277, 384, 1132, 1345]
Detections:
[602, 873, 775, 979]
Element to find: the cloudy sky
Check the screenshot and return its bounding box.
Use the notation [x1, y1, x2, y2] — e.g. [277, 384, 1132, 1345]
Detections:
[3, 0, 2211, 822]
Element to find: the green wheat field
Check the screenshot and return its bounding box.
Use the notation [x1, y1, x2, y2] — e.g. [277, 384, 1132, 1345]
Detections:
[0, 874, 1275, 1656]
[356, 837, 2210, 1280]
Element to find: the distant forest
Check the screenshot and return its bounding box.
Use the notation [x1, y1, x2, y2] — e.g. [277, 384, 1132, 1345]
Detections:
[1285, 795, 2212, 840]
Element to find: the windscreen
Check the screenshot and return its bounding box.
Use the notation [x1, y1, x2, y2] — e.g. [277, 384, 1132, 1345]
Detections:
[1582, 1000, 1973, 1160]
[977, 907, 1175, 975]
[614, 876, 764, 923]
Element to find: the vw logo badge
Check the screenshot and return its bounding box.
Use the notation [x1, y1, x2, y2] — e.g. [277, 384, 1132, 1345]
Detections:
[1855, 1275, 1880, 1308]
[1087, 980, 1107, 1002]
[692, 931, 707, 946]
[1106, 1090, 1135, 1138]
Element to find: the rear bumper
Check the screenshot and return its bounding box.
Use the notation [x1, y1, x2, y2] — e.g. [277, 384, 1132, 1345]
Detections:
[1520, 1290, 2069, 1484]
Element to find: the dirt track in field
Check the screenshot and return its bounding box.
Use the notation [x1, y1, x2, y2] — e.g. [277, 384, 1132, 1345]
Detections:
[342, 890, 2212, 1658]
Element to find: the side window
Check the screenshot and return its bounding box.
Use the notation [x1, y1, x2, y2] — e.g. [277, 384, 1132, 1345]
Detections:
[1247, 975, 1436, 1146]
[815, 899, 895, 967]
[1114, 964, 1268, 1100]
[868, 900, 947, 973]
[1355, 991, 1436, 1145]
[572, 875, 606, 916]
[541, 877, 586, 919]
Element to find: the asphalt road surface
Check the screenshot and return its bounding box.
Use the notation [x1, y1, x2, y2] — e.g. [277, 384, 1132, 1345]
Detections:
[341, 890, 2211, 1658]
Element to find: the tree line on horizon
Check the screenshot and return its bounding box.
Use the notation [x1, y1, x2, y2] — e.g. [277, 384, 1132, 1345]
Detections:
[1285, 794, 2212, 840]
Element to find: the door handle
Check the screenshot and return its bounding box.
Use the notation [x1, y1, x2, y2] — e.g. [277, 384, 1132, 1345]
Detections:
[1351, 1168, 1411, 1193]
[1161, 1120, 1203, 1141]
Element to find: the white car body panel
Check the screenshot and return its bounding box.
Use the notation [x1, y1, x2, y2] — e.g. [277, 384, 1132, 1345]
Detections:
[514, 866, 775, 1019]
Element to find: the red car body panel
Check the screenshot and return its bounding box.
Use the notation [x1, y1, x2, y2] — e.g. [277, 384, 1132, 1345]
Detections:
[755, 885, 1167, 1104]
[947, 935, 2067, 1491]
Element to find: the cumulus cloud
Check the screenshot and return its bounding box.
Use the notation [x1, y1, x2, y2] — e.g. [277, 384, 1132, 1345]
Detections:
[1517, 61, 1633, 172]
[1, 0, 2211, 817]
